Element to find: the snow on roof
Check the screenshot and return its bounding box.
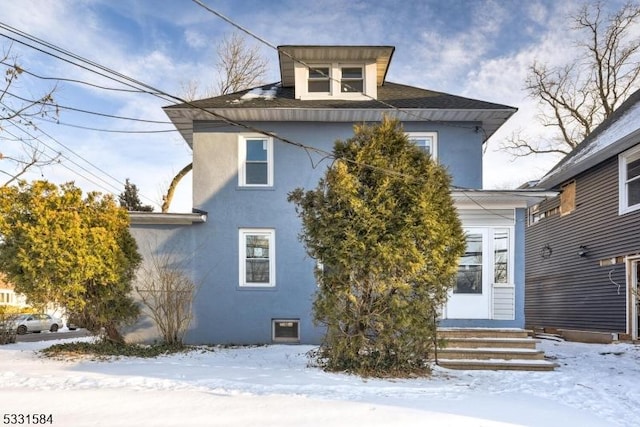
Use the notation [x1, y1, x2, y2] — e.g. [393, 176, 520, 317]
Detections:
[539, 89, 640, 188]
[233, 84, 280, 103]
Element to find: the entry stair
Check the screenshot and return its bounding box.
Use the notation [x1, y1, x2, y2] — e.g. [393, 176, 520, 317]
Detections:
[436, 328, 557, 371]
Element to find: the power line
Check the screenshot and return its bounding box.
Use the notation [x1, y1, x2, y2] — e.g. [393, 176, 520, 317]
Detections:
[3, 89, 173, 124]
[2, 120, 122, 194]
[0, 59, 153, 93]
[38, 117, 178, 134]
[1, 103, 158, 205]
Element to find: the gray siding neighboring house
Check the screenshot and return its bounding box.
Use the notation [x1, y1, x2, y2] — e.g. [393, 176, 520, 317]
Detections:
[526, 88, 640, 341]
[129, 45, 549, 345]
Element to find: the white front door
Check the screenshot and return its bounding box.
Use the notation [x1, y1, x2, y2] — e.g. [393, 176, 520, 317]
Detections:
[446, 228, 491, 319]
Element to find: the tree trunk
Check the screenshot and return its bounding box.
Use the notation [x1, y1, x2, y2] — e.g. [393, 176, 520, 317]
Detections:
[162, 163, 192, 213]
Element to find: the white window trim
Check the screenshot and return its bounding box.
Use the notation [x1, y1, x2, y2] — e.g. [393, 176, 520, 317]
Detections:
[294, 62, 375, 100]
[239, 228, 276, 288]
[238, 135, 274, 187]
[619, 145, 640, 215]
[307, 64, 331, 94]
[339, 65, 364, 94]
[491, 227, 514, 286]
[407, 132, 438, 160]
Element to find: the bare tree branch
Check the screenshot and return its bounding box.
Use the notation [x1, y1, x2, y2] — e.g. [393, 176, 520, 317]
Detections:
[1, 44, 60, 186]
[502, 1, 640, 159]
[215, 32, 267, 95]
[163, 33, 267, 212]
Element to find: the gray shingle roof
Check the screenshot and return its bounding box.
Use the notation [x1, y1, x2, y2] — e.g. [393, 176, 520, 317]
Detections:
[165, 81, 513, 111]
[163, 82, 516, 147]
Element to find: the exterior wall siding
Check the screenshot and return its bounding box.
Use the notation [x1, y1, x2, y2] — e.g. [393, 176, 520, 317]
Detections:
[186, 120, 485, 345]
[127, 224, 201, 343]
[525, 156, 640, 333]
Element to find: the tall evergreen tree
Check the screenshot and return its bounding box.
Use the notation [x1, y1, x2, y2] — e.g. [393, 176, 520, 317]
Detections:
[119, 178, 153, 212]
[289, 118, 465, 377]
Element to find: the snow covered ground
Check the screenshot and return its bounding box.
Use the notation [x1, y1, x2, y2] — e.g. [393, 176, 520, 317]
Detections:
[1, 337, 638, 426]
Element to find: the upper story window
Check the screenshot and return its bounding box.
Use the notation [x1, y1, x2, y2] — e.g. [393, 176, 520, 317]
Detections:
[340, 67, 363, 93]
[619, 144, 640, 215]
[296, 62, 375, 100]
[407, 132, 438, 159]
[308, 66, 330, 93]
[238, 135, 273, 187]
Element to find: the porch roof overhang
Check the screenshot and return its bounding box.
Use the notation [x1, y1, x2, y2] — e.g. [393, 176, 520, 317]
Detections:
[164, 107, 514, 148]
[128, 211, 207, 225]
[452, 189, 557, 210]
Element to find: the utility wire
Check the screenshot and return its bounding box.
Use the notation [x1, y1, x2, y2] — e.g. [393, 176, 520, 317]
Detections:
[0, 60, 153, 93]
[3, 89, 173, 124]
[3, 121, 122, 194]
[1, 105, 158, 205]
[38, 117, 179, 134]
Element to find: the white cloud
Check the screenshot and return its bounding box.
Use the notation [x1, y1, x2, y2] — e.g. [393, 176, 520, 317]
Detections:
[184, 29, 208, 49]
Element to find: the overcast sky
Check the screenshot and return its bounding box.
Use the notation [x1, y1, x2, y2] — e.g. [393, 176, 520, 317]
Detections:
[0, 0, 634, 211]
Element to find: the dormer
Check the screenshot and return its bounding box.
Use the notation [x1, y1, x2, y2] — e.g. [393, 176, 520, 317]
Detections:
[278, 45, 395, 101]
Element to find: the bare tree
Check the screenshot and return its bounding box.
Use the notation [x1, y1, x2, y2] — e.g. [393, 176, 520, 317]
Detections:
[135, 249, 197, 347]
[215, 32, 267, 95]
[162, 33, 267, 212]
[0, 45, 60, 186]
[503, 1, 640, 157]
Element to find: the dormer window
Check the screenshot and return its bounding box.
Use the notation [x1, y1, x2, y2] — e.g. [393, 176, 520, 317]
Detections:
[294, 61, 376, 100]
[340, 67, 363, 93]
[308, 66, 330, 93]
[280, 45, 393, 101]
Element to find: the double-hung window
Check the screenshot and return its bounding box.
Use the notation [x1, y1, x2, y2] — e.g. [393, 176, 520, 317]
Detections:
[308, 66, 330, 93]
[340, 67, 363, 93]
[619, 145, 640, 214]
[239, 135, 273, 187]
[407, 132, 438, 159]
[239, 229, 275, 287]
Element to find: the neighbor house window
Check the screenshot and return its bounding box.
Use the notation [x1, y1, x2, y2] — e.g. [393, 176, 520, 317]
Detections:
[455, 232, 483, 294]
[619, 145, 640, 214]
[239, 229, 275, 287]
[308, 66, 330, 93]
[340, 67, 363, 93]
[560, 181, 576, 216]
[238, 136, 273, 187]
[407, 132, 438, 159]
[272, 319, 300, 342]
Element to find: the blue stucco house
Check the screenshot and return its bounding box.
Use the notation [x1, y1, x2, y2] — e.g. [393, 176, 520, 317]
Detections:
[127, 45, 551, 345]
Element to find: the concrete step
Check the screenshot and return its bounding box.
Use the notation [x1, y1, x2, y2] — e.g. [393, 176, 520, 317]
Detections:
[437, 359, 558, 371]
[443, 337, 538, 349]
[437, 347, 545, 360]
[438, 328, 530, 339]
[435, 328, 556, 371]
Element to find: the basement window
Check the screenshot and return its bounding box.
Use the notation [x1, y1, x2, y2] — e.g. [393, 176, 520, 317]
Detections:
[272, 319, 300, 343]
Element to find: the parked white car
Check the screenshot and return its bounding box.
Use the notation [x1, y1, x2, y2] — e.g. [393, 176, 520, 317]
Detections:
[11, 314, 63, 334]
